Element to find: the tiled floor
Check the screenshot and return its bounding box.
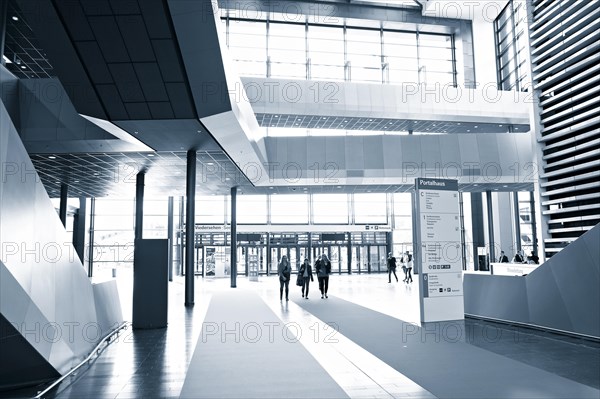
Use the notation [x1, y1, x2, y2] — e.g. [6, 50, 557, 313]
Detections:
[4, 273, 599, 398]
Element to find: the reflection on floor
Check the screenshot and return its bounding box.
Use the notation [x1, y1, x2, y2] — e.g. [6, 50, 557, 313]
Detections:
[2, 274, 599, 398]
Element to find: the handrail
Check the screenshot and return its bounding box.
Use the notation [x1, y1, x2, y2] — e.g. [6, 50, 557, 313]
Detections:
[34, 322, 129, 399]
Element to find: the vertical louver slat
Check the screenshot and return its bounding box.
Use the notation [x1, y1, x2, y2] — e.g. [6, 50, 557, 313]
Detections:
[529, 0, 600, 258]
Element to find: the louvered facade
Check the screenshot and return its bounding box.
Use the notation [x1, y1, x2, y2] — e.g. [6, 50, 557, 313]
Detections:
[528, 0, 600, 258]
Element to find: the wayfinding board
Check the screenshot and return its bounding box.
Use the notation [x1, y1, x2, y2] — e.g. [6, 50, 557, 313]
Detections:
[415, 178, 464, 322]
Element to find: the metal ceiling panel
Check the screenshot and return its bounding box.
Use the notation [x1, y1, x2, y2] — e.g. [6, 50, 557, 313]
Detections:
[88, 16, 130, 63]
[116, 15, 155, 62]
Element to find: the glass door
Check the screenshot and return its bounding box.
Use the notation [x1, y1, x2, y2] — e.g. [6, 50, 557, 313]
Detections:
[330, 246, 340, 274]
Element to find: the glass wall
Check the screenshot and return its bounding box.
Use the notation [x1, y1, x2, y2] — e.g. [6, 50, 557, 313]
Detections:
[354, 193, 387, 224]
[238, 195, 268, 224]
[224, 18, 456, 86]
[312, 194, 349, 224]
[392, 193, 413, 256]
[81, 191, 501, 276]
[270, 194, 309, 224]
[494, 0, 529, 91]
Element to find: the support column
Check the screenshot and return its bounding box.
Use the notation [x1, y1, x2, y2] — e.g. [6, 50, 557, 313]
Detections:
[529, 191, 538, 257]
[513, 192, 522, 253]
[308, 232, 312, 263]
[386, 231, 393, 258]
[185, 150, 196, 306]
[72, 197, 87, 263]
[59, 183, 68, 227]
[168, 196, 174, 282]
[230, 186, 237, 288]
[266, 233, 271, 275]
[470, 193, 486, 271]
[486, 190, 496, 264]
[347, 232, 352, 274]
[179, 196, 185, 276]
[88, 197, 95, 278]
[134, 173, 145, 240]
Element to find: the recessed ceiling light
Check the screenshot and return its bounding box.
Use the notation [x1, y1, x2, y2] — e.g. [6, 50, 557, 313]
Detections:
[269, 187, 274, 189]
[12, 16, 18, 21]
[467, 130, 471, 132]
[457, 123, 461, 125]
[275, 115, 279, 118]
[94, 173, 99, 176]
[48, 155, 56, 159]
[499, 125, 503, 127]
[207, 162, 214, 166]
[474, 126, 479, 128]
[369, 119, 373, 122]
[515, 127, 519, 130]
[74, 180, 79, 183]
[148, 154, 155, 157]
[225, 177, 230, 181]
[337, 186, 342, 189]
[20, 65, 26, 69]
[503, 185, 508, 188]
[474, 184, 478, 186]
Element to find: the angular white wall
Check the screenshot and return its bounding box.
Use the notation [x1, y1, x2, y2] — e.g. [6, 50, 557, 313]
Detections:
[0, 98, 123, 378]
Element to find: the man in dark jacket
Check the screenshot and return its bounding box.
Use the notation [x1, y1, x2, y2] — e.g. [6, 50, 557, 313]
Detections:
[387, 252, 398, 283]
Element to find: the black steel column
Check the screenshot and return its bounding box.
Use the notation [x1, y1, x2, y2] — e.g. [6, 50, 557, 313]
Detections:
[134, 173, 145, 240]
[179, 196, 185, 276]
[167, 196, 174, 282]
[529, 191, 538, 256]
[486, 190, 496, 264]
[266, 232, 271, 275]
[308, 232, 312, 263]
[185, 150, 196, 306]
[59, 183, 68, 227]
[72, 197, 87, 263]
[230, 187, 237, 288]
[386, 231, 393, 258]
[470, 193, 485, 270]
[514, 192, 522, 253]
[347, 232, 352, 274]
[88, 197, 95, 278]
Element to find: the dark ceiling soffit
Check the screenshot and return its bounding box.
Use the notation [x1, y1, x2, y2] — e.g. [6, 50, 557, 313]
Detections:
[160, 0, 199, 121]
[13, 0, 106, 119]
[167, 0, 233, 119]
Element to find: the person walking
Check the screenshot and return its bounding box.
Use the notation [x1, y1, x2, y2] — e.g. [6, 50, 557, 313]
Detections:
[316, 254, 332, 298]
[299, 258, 314, 299]
[403, 251, 413, 283]
[387, 252, 398, 283]
[278, 255, 291, 301]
